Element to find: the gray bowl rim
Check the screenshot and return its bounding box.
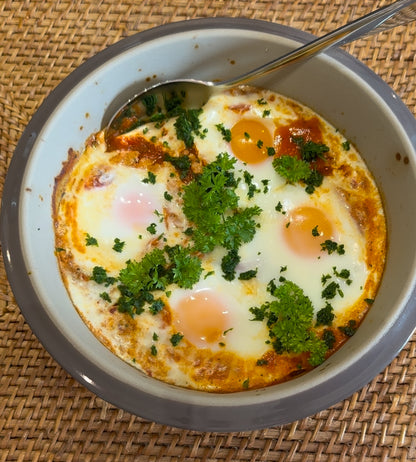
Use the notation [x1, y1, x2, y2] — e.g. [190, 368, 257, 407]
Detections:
[1, 17, 416, 432]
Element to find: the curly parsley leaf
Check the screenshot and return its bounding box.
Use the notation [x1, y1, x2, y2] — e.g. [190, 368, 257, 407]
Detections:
[182, 153, 261, 256]
[250, 280, 328, 366]
[273, 155, 311, 183]
[118, 248, 170, 295]
[166, 245, 203, 289]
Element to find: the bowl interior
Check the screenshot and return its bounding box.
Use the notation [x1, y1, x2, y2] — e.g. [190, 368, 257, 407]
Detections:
[7, 19, 416, 430]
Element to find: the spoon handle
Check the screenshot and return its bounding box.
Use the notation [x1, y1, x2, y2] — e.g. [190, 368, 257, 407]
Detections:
[221, 0, 416, 87]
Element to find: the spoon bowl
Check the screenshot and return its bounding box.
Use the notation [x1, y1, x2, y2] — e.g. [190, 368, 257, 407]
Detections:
[106, 0, 416, 142]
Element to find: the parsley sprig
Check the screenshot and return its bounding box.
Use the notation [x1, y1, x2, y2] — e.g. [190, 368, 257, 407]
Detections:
[273, 155, 323, 194]
[272, 136, 328, 193]
[250, 279, 328, 366]
[93, 245, 202, 318]
[182, 153, 262, 276]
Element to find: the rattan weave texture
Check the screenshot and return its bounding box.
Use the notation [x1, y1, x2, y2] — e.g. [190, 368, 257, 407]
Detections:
[1, 1, 416, 460]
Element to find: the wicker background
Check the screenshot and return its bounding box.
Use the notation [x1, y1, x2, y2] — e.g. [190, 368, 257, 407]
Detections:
[1, 0, 416, 460]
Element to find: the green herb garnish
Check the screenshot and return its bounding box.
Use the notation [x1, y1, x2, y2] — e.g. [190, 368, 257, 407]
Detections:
[164, 153, 192, 180]
[291, 136, 329, 162]
[85, 233, 98, 247]
[142, 171, 156, 184]
[216, 123, 232, 142]
[239, 269, 258, 280]
[174, 108, 203, 148]
[112, 238, 125, 253]
[170, 332, 184, 346]
[316, 303, 335, 326]
[146, 223, 157, 235]
[250, 280, 328, 366]
[338, 320, 357, 337]
[321, 240, 345, 255]
[91, 266, 116, 287]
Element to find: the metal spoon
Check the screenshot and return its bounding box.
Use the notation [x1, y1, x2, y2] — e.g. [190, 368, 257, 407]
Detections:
[106, 0, 416, 140]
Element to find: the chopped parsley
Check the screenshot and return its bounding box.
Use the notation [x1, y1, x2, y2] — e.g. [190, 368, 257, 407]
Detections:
[333, 267, 352, 285]
[150, 345, 158, 356]
[142, 171, 156, 184]
[216, 123, 232, 142]
[174, 108, 204, 148]
[316, 303, 335, 326]
[275, 201, 286, 214]
[170, 332, 184, 346]
[291, 136, 329, 162]
[342, 140, 351, 151]
[164, 153, 192, 180]
[221, 249, 240, 281]
[85, 233, 98, 247]
[141, 93, 158, 116]
[112, 238, 125, 253]
[238, 269, 258, 280]
[322, 281, 343, 300]
[321, 240, 345, 255]
[338, 320, 357, 337]
[304, 169, 324, 194]
[100, 292, 112, 303]
[164, 190, 173, 201]
[323, 329, 336, 349]
[149, 298, 165, 315]
[261, 179, 270, 193]
[321, 273, 332, 285]
[91, 266, 116, 286]
[243, 170, 260, 198]
[146, 223, 157, 235]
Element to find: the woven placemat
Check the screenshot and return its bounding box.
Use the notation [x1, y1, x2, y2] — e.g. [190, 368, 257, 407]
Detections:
[1, 0, 416, 460]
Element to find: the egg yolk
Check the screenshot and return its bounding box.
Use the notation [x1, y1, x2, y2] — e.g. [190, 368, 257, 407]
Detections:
[114, 190, 157, 228]
[174, 289, 232, 348]
[283, 206, 335, 258]
[230, 119, 274, 164]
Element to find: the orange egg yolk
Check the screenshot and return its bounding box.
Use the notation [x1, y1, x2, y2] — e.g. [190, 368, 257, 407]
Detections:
[174, 289, 232, 348]
[230, 119, 274, 164]
[283, 206, 335, 258]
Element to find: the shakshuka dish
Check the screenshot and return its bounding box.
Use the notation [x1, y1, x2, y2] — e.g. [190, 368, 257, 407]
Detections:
[53, 85, 386, 392]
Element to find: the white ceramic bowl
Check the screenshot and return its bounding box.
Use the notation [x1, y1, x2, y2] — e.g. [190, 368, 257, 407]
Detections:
[2, 18, 416, 431]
